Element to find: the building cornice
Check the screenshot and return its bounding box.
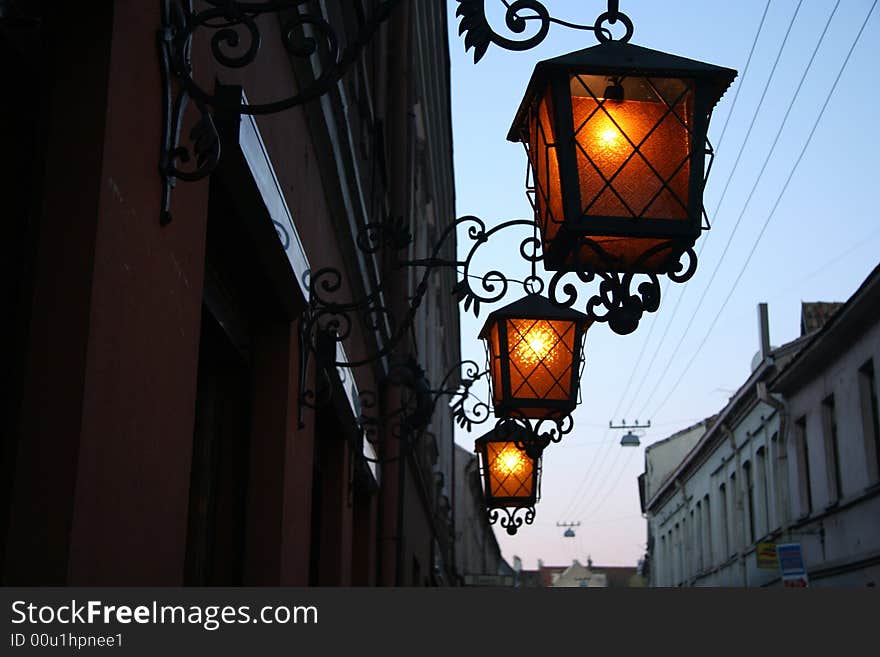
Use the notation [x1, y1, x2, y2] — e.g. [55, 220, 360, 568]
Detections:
[772, 262, 880, 395]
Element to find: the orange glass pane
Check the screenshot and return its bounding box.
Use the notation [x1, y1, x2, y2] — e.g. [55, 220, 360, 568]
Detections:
[573, 97, 690, 218]
[570, 236, 683, 272]
[570, 75, 693, 220]
[506, 318, 575, 403]
[489, 322, 503, 405]
[528, 90, 563, 244]
[486, 441, 535, 499]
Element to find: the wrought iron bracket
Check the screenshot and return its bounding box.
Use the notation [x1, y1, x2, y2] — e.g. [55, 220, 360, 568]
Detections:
[455, 0, 632, 63]
[157, 0, 402, 224]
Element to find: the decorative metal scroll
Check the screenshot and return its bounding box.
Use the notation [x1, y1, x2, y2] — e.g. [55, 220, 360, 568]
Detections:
[489, 505, 536, 536]
[455, 0, 632, 63]
[449, 215, 698, 335]
[297, 208, 696, 431]
[158, 0, 401, 224]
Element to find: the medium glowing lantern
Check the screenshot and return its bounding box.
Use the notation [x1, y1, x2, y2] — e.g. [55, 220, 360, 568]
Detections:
[508, 41, 737, 273]
[479, 294, 590, 420]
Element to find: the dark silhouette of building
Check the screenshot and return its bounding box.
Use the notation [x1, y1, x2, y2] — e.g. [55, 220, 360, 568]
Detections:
[2, 1, 458, 586]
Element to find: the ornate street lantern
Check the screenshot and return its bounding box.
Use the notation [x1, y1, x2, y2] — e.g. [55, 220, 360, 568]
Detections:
[479, 294, 590, 420]
[508, 40, 737, 274]
[475, 423, 543, 535]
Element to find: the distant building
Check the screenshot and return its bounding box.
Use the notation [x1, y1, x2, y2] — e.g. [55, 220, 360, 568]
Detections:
[642, 263, 880, 587]
[517, 557, 638, 588]
[454, 444, 515, 586]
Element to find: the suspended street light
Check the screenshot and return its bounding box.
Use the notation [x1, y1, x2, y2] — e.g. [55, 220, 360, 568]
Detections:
[479, 294, 591, 422]
[475, 423, 544, 535]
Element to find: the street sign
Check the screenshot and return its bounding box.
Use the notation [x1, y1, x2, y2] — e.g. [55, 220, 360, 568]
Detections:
[776, 543, 809, 587]
[756, 542, 778, 569]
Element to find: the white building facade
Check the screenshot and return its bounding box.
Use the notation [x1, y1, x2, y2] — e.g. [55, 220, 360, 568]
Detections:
[643, 264, 880, 587]
[643, 307, 807, 587]
[770, 267, 880, 587]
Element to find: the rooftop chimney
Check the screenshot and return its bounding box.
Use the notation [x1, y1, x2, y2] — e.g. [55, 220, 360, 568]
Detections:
[758, 303, 771, 361]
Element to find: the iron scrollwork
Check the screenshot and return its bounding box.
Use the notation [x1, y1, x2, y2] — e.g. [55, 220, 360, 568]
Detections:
[158, 0, 402, 224]
[489, 505, 536, 536]
[455, 0, 631, 63]
[450, 214, 698, 335]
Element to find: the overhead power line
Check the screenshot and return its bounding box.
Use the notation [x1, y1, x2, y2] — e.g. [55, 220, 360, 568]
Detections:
[648, 0, 877, 420]
[632, 0, 811, 420]
[558, 3, 778, 520]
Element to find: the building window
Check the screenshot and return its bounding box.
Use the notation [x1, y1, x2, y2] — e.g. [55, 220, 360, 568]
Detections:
[718, 483, 728, 561]
[659, 534, 666, 586]
[794, 416, 812, 515]
[675, 523, 682, 586]
[743, 461, 755, 544]
[770, 431, 788, 528]
[703, 494, 712, 570]
[756, 446, 769, 538]
[694, 502, 703, 574]
[728, 472, 739, 553]
[822, 395, 843, 502]
[859, 359, 880, 483]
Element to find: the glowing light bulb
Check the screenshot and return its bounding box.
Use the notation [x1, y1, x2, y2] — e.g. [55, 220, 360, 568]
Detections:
[599, 127, 618, 145]
[496, 445, 526, 476]
[512, 321, 557, 368]
[529, 336, 549, 356]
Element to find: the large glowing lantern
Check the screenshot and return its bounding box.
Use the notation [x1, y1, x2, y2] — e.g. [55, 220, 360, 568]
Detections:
[479, 294, 590, 420]
[508, 41, 737, 273]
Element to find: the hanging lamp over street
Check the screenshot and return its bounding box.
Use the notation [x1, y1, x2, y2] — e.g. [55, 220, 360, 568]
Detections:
[474, 423, 543, 535]
[508, 40, 737, 274]
[479, 294, 590, 420]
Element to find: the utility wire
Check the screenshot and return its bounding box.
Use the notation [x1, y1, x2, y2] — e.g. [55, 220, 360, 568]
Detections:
[581, 1, 844, 517]
[617, 0, 778, 421]
[575, 449, 641, 522]
[648, 0, 877, 420]
[559, 3, 776, 520]
[633, 0, 809, 419]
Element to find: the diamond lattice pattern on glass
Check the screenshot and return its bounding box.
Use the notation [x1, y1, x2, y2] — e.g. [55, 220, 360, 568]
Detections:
[571, 74, 694, 220]
[528, 90, 563, 245]
[487, 441, 535, 499]
[507, 318, 575, 401]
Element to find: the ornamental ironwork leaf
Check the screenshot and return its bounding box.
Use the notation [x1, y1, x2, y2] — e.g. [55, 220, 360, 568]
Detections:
[455, 0, 492, 63]
[453, 279, 481, 318]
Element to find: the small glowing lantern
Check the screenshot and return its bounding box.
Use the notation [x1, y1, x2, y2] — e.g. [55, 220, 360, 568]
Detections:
[508, 41, 737, 273]
[479, 294, 590, 420]
[475, 424, 542, 534]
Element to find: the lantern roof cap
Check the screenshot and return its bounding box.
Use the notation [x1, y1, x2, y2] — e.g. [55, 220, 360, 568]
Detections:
[508, 40, 738, 142]
[478, 293, 591, 340]
[475, 421, 535, 445]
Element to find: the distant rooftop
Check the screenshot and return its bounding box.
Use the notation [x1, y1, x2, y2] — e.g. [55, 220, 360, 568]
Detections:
[801, 301, 843, 336]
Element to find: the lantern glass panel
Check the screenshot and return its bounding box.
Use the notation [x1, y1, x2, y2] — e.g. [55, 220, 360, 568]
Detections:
[488, 321, 503, 407]
[569, 74, 695, 270]
[485, 440, 535, 500]
[507, 318, 575, 402]
[566, 75, 695, 270]
[528, 89, 564, 245]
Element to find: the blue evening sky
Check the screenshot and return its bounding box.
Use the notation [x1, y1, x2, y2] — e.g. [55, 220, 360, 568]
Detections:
[445, 0, 879, 568]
